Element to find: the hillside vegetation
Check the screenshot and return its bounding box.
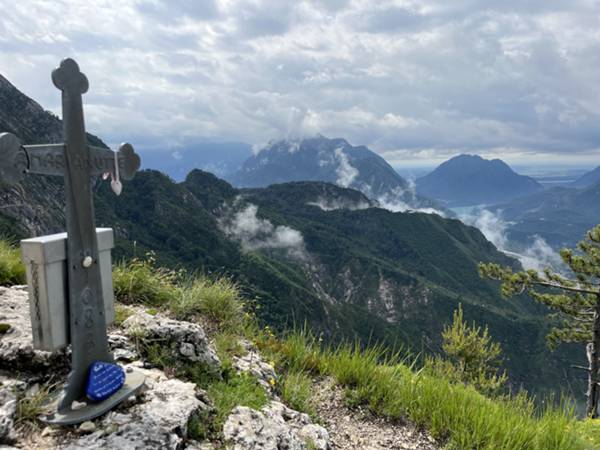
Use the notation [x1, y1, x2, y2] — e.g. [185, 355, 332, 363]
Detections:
[0, 71, 582, 395]
[0, 169, 582, 394]
[3, 244, 598, 449]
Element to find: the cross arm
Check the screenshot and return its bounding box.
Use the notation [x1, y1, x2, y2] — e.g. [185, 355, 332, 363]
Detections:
[0, 133, 140, 184]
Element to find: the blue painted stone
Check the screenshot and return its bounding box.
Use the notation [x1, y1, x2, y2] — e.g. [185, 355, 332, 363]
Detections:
[85, 361, 125, 403]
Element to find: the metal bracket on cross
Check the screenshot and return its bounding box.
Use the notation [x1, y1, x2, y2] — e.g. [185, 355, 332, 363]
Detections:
[0, 58, 144, 425]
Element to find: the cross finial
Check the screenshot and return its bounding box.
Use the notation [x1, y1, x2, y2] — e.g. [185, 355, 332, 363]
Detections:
[117, 143, 141, 181]
[52, 58, 89, 95]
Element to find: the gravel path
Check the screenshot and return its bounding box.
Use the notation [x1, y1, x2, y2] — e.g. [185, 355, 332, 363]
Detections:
[313, 378, 439, 450]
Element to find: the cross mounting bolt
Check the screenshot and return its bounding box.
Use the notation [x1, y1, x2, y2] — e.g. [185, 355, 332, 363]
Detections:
[52, 58, 89, 95]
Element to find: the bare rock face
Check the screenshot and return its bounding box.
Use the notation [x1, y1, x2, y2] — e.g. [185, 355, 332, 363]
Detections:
[122, 312, 220, 370]
[60, 367, 210, 450]
[0, 286, 215, 449]
[0, 286, 68, 371]
[223, 401, 330, 450]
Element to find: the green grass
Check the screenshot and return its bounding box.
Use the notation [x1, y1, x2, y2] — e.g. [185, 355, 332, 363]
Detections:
[113, 303, 134, 326]
[0, 240, 25, 286]
[107, 258, 600, 448]
[112, 255, 180, 306]
[15, 384, 54, 430]
[279, 370, 315, 418]
[575, 419, 600, 448]
[208, 373, 269, 432]
[170, 275, 243, 327]
[259, 330, 595, 450]
[112, 257, 244, 331]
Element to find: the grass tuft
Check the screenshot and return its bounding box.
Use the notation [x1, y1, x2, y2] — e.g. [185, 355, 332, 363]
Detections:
[279, 370, 315, 418]
[0, 240, 25, 286]
[208, 373, 269, 432]
[258, 330, 593, 450]
[112, 255, 180, 306]
[170, 275, 243, 327]
[15, 384, 54, 430]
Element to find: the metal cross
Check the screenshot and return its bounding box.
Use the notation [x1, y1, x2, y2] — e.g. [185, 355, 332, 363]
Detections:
[0, 58, 144, 424]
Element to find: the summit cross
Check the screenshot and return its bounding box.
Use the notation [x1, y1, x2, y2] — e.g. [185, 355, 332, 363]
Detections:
[0, 58, 144, 424]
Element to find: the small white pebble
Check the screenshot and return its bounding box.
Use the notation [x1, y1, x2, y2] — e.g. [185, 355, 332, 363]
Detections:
[78, 421, 96, 433]
[71, 400, 87, 411]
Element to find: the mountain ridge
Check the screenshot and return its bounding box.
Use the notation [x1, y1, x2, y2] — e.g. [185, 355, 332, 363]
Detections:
[571, 166, 600, 189]
[0, 71, 581, 395]
[416, 154, 544, 207]
[491, 180, 600, 249]
[227, 136, 444, 213]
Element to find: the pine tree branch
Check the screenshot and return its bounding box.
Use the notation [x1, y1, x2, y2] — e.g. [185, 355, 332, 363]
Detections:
[535, 280, 599, 295]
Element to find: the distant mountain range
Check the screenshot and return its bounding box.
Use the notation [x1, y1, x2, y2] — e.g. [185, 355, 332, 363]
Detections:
[227, 136, 442, 213]
[571, 166, 600, 189]
[141, 142, 252, 181]
[491, 180, 600, 249]
[0, 70, 582, 394]
[416, 154, 544, 207]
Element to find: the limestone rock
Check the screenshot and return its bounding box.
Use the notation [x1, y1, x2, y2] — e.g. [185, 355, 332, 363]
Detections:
[233, 349, 277, 394]
[61, 367, 210, 450]
[0, 286, 67, 371]
[0, 377, 21, 444]
[77, 421, 96, 434]
[107, 333, 139, 362]
[123, 312, 220, 369]
[223, 401, 330, 450]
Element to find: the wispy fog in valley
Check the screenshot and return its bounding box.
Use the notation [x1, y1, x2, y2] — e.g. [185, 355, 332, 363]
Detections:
[219, 201, 308, 260]
[458, 207, 564, 273]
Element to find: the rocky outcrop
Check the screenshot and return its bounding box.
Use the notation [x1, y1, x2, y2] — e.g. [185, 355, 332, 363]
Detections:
[0, 286, 68, 371]
[0, 287, 217, 449]
[122, 312, 220, 370]
[0, 377, 23, 443]
[60, 367, 210, 450]
[233, 340, 277, 394]
[0, 285, 331, 450]
[224, 401, 329, 450]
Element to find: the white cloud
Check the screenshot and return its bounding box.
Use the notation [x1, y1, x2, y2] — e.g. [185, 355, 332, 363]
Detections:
[459, 207, 565, 272]
[460, 208, 510, 250]
[2, 1, 600, 165]
[219, 202, 307, 259]
[334, 148, 358, 187]
[307, 196, 370, 211]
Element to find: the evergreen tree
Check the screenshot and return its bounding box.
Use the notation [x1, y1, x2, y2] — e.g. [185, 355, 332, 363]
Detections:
[480, 225, 600, 417]
[431, 304, 507, 396]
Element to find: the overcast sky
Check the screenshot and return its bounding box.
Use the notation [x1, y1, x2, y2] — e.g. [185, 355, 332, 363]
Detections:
[1, 0, 600, 167]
